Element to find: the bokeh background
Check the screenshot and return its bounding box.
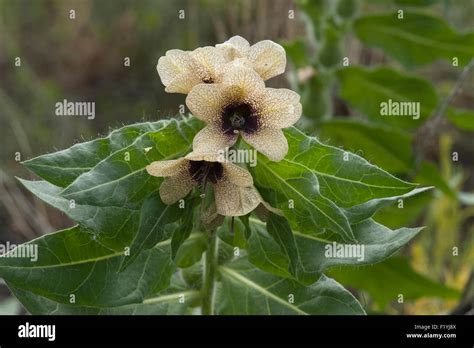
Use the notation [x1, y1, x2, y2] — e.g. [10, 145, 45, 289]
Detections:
[0, 0, 473, 315]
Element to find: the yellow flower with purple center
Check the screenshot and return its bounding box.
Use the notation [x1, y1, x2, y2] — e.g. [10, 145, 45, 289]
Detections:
[186, 64, 302, 161]
[146, 152, 261, 216]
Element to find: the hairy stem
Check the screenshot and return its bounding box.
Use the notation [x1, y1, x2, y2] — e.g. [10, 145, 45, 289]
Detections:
[202, 230, 217, 315]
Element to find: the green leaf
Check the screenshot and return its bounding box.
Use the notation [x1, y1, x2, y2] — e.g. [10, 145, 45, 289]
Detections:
[253, 128, 416, 242]
[18, 178, 138, 251]
[7, 279, 199, 315]
[447, 108, 474, 131]
[60, 117, 201, 207]
[216, 258, 365, 315]
[337, 66, 438, 128]
[416, 161, 456, 198]
[319, 119, 414, 173]
[328, 257, 461, 309]
[254, 152, 355, 242]
[373, 188, 433, 229]
[247, 218, 422, 282]
[287, 127, 416, 206]
[266, 213, 312, 284]
[174, 234, 207, 269]
[170, 198, 197, 259]
[354, 12, 474, 67]
[0, 226, 175, 308]
[22, 120, 173, 187]
[281, 39, 310, 69]
[344, 187, 432, 223]
[119, 194, 183, 271]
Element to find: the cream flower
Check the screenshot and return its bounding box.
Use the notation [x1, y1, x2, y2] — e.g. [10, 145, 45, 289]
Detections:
[186, 65, 302, 161]
[146, 152, 261, 216]
[157, 46, 226, 94]
[216, 35, 286, 81]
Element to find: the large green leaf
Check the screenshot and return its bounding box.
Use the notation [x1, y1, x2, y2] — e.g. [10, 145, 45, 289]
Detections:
[247, 218, 422, 282]
[119, 194, 184, 271]
[216, 258, 365, 315]
[373, 187, 434, 229]
[285, 127, 417, 206]
[60, 117, 201, 207]
[253, 127, 416, 241]
[8, 278, 199, 315]
[22, 120, 173, 187]
[266, 213, 311, 284]
[344, 186, 432, 223]
[18, 179, 138, 251]
[328, 257, 461, 309]
[0, 226, 175, 308]
[337, 66, 438, 128]
[254, 154, 355, 242]
[354, 12, 474, 67]
[319, 119, 414, 173]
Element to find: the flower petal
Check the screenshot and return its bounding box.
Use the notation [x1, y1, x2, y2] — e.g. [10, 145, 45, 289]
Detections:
[248, 40, 286, 80]
[216, 35, 250, 61]
[186, 84, 223, 123]
[189, 46, 226, 83]
[221, 65, 265, 99]
[185, 151, 221, 163]
[258, 88, 302, 128]
[215, 181, 261, 216]
[213, 176, 240, 215]
[241, 128, 288, 161]
[192, 124, 238, 155]
[222, 162, 253, 187]
[156, 49, 191, 87]
[146, 158, 188, 177]
[159, 172, 196, 204]
[165, 71, 202, 94]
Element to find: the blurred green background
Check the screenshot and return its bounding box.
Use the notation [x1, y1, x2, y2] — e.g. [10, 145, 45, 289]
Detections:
[0, 0, 473, 315]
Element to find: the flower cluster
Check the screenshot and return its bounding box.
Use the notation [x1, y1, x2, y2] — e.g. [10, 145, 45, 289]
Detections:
[147, 36, 302, 217]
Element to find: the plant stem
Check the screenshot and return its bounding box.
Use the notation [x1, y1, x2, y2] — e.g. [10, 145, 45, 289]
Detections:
[202, 230, 217, 315]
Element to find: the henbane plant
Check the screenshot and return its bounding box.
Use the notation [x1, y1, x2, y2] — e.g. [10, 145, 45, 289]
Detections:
[0, 36, 430, 315]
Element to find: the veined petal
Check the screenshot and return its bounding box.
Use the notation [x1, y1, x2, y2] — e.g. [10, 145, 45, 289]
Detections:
[156, 49, 191, 87]
[165, 71, 202, 94]
[189, 46, 226, 84]
[214, 176, 240, 215]
[216, 35, 250, 61]
[236, 186, 263, 215]
[146, 158, 188, 177]
[242, 127, 288, 161]
[258, 88, 302, 128]
[215, 182, 261, 216]
[192, 124, 238, 155]
[248, 40, 286, 80]
[221, 65, 265, 99]
[222, 162, 253, 187]
[159, 172, 196, 204]
[186, 84, 223, 123]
